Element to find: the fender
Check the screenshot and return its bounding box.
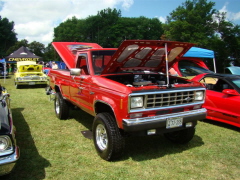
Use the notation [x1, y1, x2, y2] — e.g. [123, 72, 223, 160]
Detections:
[93, 95, 127, 129]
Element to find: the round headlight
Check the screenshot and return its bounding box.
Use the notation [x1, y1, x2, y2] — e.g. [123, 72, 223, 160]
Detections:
[0, 137, 9, 151]
[131, 96, 143, 108]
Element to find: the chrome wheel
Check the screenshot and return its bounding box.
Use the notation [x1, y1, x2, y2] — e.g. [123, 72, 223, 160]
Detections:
[96, 124, 108, 151]
[55, 98, 60, 115]
[54, 92, 69, 120]
[92, 113, 125, 160]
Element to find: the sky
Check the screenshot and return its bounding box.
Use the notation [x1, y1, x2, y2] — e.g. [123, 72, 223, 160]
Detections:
[0, 0, 240, 46]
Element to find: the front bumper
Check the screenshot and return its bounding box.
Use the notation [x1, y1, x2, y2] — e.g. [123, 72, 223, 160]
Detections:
[123, 108, 206, 132]
[0, 146, 20, 176]
[15, 81, 47, 85]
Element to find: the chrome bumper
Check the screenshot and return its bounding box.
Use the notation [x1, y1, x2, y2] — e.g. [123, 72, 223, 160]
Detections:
[0, 146, 20, 176]
[15, 81, 47, 84]
[123, 108, 206, 132]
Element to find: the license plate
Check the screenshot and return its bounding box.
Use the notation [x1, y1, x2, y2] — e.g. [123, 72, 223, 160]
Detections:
[166, 117, 183, 129]
[29, 82, 35, 85]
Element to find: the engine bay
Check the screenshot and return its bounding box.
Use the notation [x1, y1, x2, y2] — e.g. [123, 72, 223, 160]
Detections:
[104, 73, 190, 88]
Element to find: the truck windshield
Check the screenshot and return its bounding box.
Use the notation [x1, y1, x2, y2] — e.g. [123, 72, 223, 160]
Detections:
[91, 50, 116, 75]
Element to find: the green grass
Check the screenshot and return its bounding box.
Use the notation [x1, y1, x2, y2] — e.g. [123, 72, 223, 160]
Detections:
[1, 76, 240, 180]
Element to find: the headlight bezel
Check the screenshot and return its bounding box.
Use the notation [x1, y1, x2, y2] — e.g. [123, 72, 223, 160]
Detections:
[130, 96, 144, 109]
[0, 136, 14, 156]
[195, 91, 204, 101]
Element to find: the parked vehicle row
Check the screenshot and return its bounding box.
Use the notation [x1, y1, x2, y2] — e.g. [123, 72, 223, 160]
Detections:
[1, 39, 239, 175]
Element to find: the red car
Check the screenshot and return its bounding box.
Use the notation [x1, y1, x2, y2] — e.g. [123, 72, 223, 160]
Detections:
[192, 73, 240, 127]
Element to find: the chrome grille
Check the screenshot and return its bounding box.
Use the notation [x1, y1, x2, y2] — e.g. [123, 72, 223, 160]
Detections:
[146, 91, 195, 108]
[23, 76, 41, 80]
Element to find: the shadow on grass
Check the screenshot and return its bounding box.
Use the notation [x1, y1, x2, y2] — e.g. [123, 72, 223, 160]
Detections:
[122, 134, 204, 161]
[2, 108, 51, 180]
[69, 108, 94, 130]
[68, 109, 204, 162]
[202, 119, 240, 132]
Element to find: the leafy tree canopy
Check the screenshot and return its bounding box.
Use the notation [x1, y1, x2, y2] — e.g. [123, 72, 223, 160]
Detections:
[164, 0, 240, 71]
[0, 16, 17, 58]
[164, 0, 216, 47]
[53, 8, 163, 48]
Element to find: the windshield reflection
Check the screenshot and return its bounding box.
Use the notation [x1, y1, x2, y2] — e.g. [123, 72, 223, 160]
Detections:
[91, 50, 116, 75]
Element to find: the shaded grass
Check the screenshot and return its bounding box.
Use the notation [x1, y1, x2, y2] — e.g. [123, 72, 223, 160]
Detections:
[1, 76, 239, 180]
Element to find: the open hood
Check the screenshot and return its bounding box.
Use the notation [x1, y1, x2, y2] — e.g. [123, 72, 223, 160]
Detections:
[52, 40, 194, 74]
[52, 42, 103, 69]
[102, 40, 195, 74]
[17, 64, 43, 72]
[16, 61, 43, 72]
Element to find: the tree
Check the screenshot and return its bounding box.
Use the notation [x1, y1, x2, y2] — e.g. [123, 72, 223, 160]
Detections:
[6, 39, 29, 56]
[53, 8, 163, 48]
[53, 16, 83, 42]
[0, 16, 17, 58]
[164, 0, 216, 47]
[211, 11, 240, 70]
[43, 43, 56, 61]
[28, 41, 45, 57]
[163, 0, 240, 72]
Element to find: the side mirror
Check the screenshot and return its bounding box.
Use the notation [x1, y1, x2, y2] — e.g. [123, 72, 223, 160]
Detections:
[222, 89, 239, 96]
[70, 68, 81, 76]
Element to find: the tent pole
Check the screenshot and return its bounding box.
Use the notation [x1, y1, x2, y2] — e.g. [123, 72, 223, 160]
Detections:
[213, 58, 216, 73]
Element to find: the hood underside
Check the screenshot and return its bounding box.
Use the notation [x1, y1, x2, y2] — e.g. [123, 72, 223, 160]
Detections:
[52, 40, 195, 74]
[102, 40, 195, 74]
[52, 42, 103, 69]
[17, 64, 43, 72]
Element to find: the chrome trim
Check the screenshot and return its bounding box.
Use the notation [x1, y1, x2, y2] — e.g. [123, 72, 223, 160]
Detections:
[70, 68, 81, 76]
[123, 108, 206, 126]
[0, 146, 19, 175]
[0, 146, 19, 165]
[128, 88, 205, 113]
[0, 136, 13, 156]
[130, 87, 206, 96]
[129, 102, 204, 113]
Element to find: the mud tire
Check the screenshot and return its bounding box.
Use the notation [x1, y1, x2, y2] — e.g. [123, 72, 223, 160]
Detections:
[92, 112, 125, 161]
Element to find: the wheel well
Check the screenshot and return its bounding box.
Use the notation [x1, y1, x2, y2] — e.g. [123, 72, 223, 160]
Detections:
[54, 85, 60, 93]
[95, 102, 114, 115]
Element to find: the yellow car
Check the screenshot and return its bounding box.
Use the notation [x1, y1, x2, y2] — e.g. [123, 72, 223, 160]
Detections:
[14, 61, 48, 89]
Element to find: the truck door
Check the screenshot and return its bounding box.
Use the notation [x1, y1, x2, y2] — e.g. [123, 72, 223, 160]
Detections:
[69, 54, 92, 113]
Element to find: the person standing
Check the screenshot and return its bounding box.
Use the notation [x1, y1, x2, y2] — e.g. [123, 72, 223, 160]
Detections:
[52, 62, 58, 69]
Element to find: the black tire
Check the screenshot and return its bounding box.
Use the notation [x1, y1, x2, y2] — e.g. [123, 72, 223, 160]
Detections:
[15, 82, 20, 89]
[92, 112, 125, 161]
[164, 127, 195, 144]
[54, 92, 69, 120]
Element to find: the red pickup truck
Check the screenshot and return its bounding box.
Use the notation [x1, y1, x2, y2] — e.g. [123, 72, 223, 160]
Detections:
[47, 40, 206, 161]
